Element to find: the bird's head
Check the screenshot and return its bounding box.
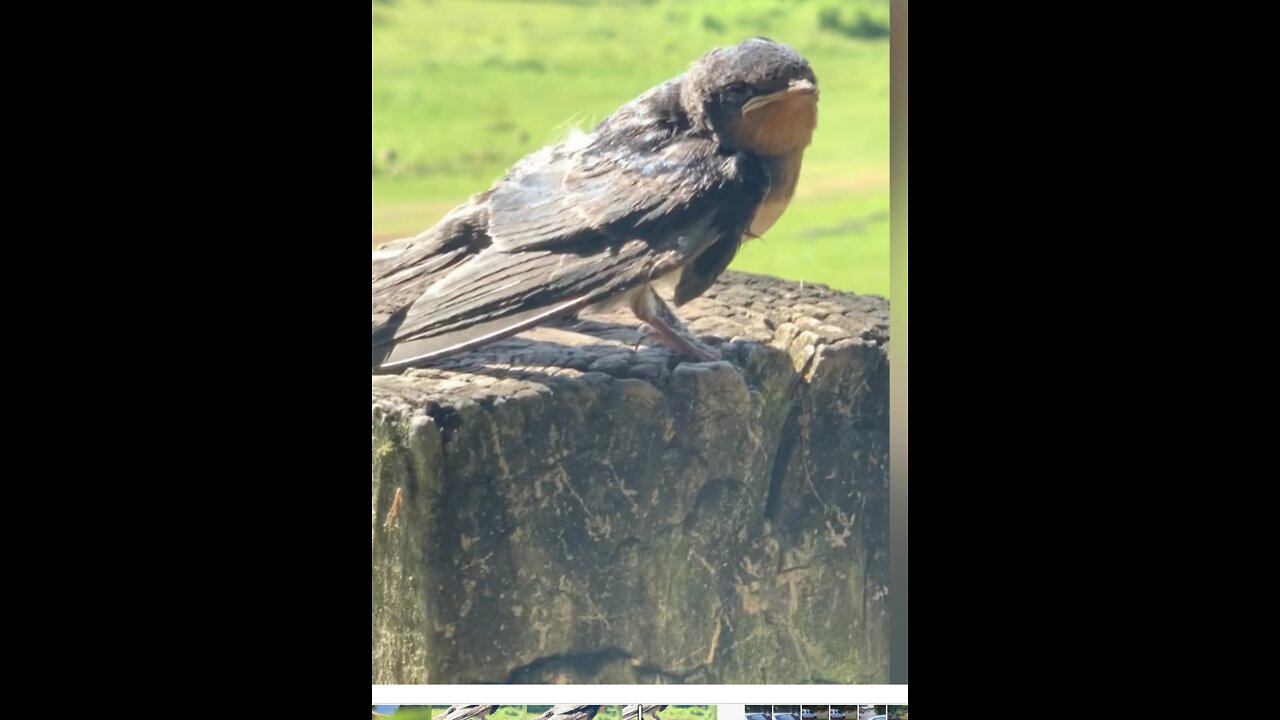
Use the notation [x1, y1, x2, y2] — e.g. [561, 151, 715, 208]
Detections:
[683, 37, 819, 156]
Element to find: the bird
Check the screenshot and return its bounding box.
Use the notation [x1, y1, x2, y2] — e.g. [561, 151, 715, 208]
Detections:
[621, 705, 669, 720]
[435, 706, 500, 720]
[372, 37, 819, 372]
[529, 706, 602, 720]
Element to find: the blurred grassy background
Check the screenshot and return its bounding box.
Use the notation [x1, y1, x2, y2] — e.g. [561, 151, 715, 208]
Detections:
[372, 0, 888, 296]
[659, 707, 714, 720]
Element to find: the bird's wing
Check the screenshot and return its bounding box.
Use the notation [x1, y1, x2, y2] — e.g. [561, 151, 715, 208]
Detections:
[485, 123, 734, 252]
[372, 131, 767, 370]
[536, 706, 602, 720]
[621, 706, 641, 720]
[435, 706, 495, 720]
[372, 200, 491, 328]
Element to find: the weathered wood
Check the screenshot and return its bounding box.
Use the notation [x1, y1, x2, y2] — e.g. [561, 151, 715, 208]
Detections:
[372, 269, 889, 683]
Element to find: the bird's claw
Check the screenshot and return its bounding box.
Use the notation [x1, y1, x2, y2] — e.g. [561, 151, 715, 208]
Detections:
[637, 323, 720, 361]
[685, 341, 722, 362]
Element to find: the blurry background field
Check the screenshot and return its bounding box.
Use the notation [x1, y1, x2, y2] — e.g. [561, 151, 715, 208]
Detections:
[659, 707, 714, 720]
[371, 0, 889, 296]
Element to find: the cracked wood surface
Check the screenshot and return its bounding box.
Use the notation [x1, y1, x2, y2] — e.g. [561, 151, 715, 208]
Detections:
[372, 268, 890, 683]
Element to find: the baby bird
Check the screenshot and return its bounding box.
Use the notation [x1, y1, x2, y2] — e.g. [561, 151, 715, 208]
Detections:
[372, 38, 818, 371]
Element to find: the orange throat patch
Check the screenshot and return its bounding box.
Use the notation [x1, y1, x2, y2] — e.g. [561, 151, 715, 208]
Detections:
[729, 91, 818, 156]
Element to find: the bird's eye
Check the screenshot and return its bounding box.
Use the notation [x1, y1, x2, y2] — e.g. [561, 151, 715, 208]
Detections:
[724, 82, 750, 103]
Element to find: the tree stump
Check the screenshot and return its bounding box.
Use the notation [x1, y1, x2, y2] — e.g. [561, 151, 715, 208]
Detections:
[372, 268, 889, 684]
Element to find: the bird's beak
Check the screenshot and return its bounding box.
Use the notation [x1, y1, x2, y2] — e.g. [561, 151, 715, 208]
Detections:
[742, 78, 819, 115]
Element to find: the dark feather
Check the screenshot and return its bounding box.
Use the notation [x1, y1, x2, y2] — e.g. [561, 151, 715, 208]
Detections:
[533, 706, 602, 720]
[435, 706, 498, 720]
[371, 78, 768, 371]
[674, 209, 750, 305]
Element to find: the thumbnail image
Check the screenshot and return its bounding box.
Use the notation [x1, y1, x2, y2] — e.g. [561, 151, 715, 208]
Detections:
[623, 707, 664, 720]
[887, 708, 906, 720]
[372, 708, 433, 720]
[801, 707, 829, 720]
[526, 707, 616, 720]
[371, 707, 528, 720]
[855, 708, 887, 720]
[773, 706, 801, 720]
[438, 708, 523, 720]
[745, 707, 772, 720]
[372, 707, 426, 720]
[660, 707, 714, 720]
[624, 706, 714, 720]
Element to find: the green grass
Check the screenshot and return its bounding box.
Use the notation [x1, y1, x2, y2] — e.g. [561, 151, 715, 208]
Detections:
[659, 707, 715, 720]
[372, 0, 889, 296]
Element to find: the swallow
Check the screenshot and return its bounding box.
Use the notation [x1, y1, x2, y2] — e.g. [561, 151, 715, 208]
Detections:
[530, 706, 602, 720]
[372, 37, 818, 372]
[435, 706, 499, 720]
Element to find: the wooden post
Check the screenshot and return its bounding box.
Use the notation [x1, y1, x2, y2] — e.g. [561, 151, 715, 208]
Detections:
[372, 270, 889, 683]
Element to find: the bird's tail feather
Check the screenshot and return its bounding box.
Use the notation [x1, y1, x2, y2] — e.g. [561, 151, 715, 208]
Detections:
[372, 294, 594, 372]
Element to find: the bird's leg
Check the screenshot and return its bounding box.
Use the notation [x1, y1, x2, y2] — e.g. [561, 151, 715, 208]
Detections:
[630, 285, 720, 361]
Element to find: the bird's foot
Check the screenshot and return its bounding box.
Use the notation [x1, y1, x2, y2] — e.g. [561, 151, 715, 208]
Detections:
[631, 285, 721, 361]
[638, 323, 721, 361]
